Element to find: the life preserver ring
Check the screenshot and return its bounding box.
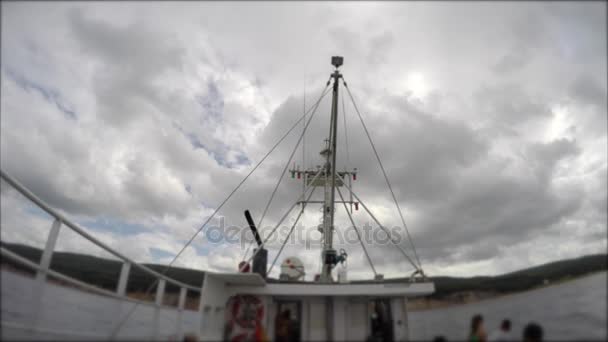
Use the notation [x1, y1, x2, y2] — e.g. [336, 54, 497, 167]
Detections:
[229, 295, 264, 328]
[225, 295, 266, 342]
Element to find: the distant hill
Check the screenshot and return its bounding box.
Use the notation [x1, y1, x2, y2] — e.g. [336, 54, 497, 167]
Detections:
[1, 241, 606, 300]
[425, 253, 607, 299]
[0, 241, 204, 295]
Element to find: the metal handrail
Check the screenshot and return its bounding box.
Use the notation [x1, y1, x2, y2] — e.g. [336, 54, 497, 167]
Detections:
[0, 169, 201, 292]
[1, 247, 159, 307]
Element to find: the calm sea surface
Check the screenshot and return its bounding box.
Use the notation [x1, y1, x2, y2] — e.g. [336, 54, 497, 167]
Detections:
[409, 271, 607, 341]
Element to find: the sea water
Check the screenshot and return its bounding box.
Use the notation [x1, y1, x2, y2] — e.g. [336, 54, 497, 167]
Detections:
[409, 271, 607, 341]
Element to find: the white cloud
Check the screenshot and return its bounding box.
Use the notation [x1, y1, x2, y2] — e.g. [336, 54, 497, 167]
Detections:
[0, 2, 605, 280]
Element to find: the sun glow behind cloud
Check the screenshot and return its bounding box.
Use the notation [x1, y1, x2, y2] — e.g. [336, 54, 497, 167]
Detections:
[405, 71, 431, 100]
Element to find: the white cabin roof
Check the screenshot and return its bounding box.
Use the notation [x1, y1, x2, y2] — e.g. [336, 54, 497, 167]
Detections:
[205, 271, 266, 286]
[205, 272, 434, 297]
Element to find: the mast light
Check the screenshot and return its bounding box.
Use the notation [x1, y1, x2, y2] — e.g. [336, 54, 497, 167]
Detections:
[331, 56, 344, 68]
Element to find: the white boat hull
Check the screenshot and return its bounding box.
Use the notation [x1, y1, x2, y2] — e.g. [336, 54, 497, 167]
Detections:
[0, 270, 201, 341]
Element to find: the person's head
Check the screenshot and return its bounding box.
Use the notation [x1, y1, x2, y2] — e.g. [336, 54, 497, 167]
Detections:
[470, 314, 484, 335]
[183, 334, 198, 342]
[523, 322, 543, 342]
[432, 336, 447, 342]
[501, 319, 511, 332]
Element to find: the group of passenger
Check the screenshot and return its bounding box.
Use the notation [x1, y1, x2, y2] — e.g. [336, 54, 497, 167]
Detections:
[470, 315, 543, 342]
[434, 314, 544, 342]
[180, 313, 544, 342]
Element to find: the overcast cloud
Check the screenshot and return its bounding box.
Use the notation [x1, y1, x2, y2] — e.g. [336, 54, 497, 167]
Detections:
[1, 2, 606, 280]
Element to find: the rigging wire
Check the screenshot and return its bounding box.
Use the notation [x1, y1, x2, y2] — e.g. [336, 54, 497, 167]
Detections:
[335, 185, 377, 277]
[340, 179, 420, 272]
[341, 88, 354, 213]
[240, 170, 323, 271]
[341, 89, 351, 171]
[342, 79, 423, 271]
[241, 84, 330, 260]
[110, 79, 331, 339]
[267, 186, 317, 276]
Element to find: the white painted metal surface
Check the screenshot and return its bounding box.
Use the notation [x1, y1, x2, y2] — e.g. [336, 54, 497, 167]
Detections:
[36, 219, 61, 284]
[116, 262, 131, 296]
[391, 297, 408, 341]
[176, 287, 188, 340]
[153, 279, 166, 340]
[308, 298, 328, 341]
[227, 281, 435, 297]
[331, 297, 347, 341]
[346, 300, 368, 340]
[207, 271, 266, 286]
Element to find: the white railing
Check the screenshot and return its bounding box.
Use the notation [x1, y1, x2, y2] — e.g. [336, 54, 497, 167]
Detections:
[0, 169, 203, 340]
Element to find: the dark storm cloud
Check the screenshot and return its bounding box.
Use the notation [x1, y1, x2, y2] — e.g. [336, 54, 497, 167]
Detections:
[569, 74, 607, 111]
[492, 51, 530, 75]
[526, 138, 581, 179]
[348, 92, 489, 204]
[475, 83, 551, 127]
[491, 13, 544, 74]
[367, 31, 394, 65]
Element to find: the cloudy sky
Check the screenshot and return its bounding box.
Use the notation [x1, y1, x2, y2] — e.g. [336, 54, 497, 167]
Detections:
[1, 2, 606, 280]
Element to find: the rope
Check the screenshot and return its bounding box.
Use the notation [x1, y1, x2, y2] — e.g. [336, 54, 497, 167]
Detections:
[267, 186, 317, 276]
[343, 80, 423, 270]
[241, 84, 330, 260]
[335, 185, 377, 277]
[110, 79, 331, 339]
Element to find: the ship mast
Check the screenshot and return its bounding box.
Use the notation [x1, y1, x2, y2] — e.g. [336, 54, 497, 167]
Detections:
[290, 56, 357, 283]
[320, 56, 343, 283]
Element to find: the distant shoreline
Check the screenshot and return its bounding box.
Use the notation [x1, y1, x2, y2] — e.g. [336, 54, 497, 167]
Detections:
[408, 270, 606, 312]
[4, 260, 604, 313]
[1, 241, 606, 312]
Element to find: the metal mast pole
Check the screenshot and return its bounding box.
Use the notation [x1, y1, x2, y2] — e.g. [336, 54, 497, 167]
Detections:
[320, 56, 343, 282]
[303, 74, 307, 201]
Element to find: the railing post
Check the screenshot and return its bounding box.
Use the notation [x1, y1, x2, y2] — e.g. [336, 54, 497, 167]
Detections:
[116, 261, 131, 296]
[176, 287, 187, 340]
[153, 279, 166, 340]
[32, 218, 62, 333]
[36, 218, 62, 283]
[156, 279, 166, 305]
